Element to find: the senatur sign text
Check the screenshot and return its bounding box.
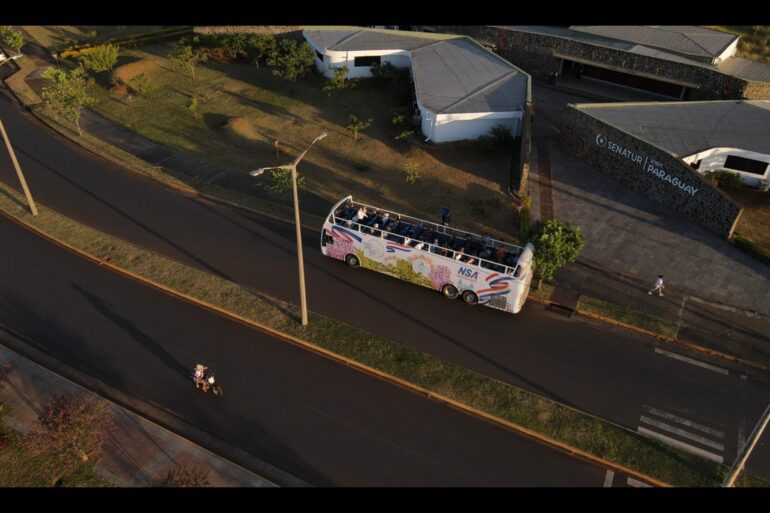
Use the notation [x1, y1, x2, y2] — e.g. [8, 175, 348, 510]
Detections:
[595, 134, 699, 197]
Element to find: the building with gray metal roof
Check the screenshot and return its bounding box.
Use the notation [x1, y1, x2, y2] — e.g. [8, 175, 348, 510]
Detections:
[303, 27, 530, 143]
[569, 26, 739, 64]
[423, 26, 770, 102]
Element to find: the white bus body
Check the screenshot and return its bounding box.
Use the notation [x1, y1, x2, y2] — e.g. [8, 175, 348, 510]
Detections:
[320, 196, 535, 314]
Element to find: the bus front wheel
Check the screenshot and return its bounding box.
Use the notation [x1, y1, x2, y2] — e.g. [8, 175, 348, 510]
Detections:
[442, 284, 459, 300]
[462, 290, 479, 305]
[345, 254, 360, 268]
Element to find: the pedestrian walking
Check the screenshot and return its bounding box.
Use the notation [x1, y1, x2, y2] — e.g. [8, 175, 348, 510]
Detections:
[441, 206, 451, 226]
[648, 275, 666, 296]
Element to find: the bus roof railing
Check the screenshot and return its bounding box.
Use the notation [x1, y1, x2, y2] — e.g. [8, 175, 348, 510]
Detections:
[329, 203, 531, 279]
[332, 197, 525, 255]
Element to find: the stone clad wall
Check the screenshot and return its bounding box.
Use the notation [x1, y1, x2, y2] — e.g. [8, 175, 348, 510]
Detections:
[562, 106, 742, 238]
[423, 26, 769, 101]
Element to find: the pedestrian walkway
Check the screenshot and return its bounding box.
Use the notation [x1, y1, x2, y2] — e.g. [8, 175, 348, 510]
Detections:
[0, 336, 272, 487]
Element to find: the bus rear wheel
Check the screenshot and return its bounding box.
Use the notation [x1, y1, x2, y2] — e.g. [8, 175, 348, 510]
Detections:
[442, 284, 459, 300]
[462, 290, 479, 305]
[345, 254, 360, 268]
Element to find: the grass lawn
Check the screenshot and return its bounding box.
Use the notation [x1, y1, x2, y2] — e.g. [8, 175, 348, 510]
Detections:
[725, 188, 770, 257]
[577, 296, 681, 339]
[705, 26, 770, 63]
[83, 41, 520, 242]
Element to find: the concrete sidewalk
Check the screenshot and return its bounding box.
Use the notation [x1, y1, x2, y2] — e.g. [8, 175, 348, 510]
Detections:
[0, 337, 272, 487]
[530, 87, 770, 369]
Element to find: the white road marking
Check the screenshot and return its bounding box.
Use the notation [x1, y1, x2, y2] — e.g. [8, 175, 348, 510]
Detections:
[603, 470, 614, 487]
[638, 427, 724, 463]
[654, 348, 729, 375]
[627, 477, 651, 487]
[640, 416, 724, 451]
[642, 406, 725, 438]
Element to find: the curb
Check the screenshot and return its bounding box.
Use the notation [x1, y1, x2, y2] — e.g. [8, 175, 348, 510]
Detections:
[0, 192, 668, 488]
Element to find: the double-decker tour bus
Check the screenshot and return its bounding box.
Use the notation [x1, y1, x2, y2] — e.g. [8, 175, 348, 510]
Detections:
[321, 196, 535, 314]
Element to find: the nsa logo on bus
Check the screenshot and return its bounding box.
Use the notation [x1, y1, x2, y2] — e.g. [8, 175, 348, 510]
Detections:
[458, 267, 478, 280]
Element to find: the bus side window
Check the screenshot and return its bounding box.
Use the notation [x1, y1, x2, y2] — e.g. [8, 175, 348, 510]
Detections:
[322, 234, 334, 247]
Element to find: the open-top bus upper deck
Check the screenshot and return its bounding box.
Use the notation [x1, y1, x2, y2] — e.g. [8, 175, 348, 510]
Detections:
[325, 196, 530, 279]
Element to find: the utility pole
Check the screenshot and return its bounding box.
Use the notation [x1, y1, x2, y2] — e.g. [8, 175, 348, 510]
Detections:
[0, 117, 38, 216]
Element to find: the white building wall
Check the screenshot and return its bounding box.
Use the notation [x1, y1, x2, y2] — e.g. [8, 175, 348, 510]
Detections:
[419, 103, 523, 143]
[716, 38, 740, 64]
[683, 147, 770, 186]
[311, 46, 412, 79]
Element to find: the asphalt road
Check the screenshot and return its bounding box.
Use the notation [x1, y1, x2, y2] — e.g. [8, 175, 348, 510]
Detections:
[0, 86, 768, 479]
[0, 212, 632, 486]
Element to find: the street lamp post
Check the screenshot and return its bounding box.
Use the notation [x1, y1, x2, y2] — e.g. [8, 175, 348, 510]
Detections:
[250, 132, 327, 326]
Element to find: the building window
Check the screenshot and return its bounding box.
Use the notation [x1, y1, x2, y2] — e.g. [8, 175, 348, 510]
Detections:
[354, 55, 381, 67]
[724, 155, 769, 176]
[315, 50, 324, 62]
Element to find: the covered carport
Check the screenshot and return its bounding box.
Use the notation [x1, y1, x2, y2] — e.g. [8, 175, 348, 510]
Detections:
[555, 54, 698, 100]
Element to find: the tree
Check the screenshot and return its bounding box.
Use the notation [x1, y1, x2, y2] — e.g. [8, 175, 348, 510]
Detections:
[527, 219, 585, 289]
[25, 395, 114, 478]
[263, 168, 305, 196]
[244, 34, 276, 68]
[220, 33, 249, 60]
[2, 28, 25, 56]
[41, 66, 96, 136]
[346, 114, 373, 142]
[187, 96, 200, 119]
[266, 39, 314, 93]
[171, 38, 208, 80]
[323, 65, 355, 97]
[80, 44, 119, 74]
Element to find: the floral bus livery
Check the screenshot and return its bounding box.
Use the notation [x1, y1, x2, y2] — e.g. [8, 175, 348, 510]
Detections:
[320, 196, 535, 314]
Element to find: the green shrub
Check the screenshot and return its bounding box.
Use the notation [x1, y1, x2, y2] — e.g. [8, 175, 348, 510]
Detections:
[733, 233, 770, 266]
[490, 124, 514, 147]
[403, 163, 420, 184]
[80, 44, 120, 74]
[704, 170, 743, 189]
[476, 134, 496, 153]
[129, 73, 156, 97]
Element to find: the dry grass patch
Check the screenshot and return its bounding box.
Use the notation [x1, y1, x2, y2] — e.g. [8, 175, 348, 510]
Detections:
[222, 116, 266, 145]
[86, 44, 520, 242]
[726, 188, 770, 256]
[112, 58, 162, 86]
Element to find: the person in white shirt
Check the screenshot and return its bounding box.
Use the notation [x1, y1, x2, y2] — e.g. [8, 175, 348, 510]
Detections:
[648, 275, 665, 296]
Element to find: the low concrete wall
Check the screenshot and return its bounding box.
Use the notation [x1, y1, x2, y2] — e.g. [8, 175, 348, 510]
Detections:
[562, 106, 742, 238]
[511, 101, 532, 198]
